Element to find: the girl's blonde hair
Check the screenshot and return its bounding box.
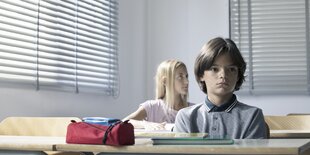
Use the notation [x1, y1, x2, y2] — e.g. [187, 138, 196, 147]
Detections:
[155, 60, 188, 109]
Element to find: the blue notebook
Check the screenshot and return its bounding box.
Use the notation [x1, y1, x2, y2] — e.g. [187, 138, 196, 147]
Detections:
[83, 117, 120, 126]
[151, 137, 234, 145]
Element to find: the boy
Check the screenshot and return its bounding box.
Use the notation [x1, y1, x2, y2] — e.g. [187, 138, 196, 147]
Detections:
[174, 37, 267, 139]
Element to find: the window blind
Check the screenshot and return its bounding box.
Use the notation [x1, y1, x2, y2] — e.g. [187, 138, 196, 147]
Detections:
[230, 0, 310, 95]
[0, 0, 119, 96]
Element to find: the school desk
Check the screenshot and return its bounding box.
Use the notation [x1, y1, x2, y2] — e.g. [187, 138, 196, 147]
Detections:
[0, 136, 310, 155]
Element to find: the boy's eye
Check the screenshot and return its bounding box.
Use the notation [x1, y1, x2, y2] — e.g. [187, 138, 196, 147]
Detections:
[228, 66, 238, 72]
[210, 67, 219, 72]
[208, 66, 238, 73]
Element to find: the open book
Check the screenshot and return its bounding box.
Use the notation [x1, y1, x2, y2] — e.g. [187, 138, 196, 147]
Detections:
[151, 137, 234, 145]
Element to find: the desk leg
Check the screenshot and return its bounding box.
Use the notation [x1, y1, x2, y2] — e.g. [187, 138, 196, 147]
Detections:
[301, 148, 310, 155]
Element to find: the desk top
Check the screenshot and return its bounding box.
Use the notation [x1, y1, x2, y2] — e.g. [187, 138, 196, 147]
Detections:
[56, 138, 310, 155]
[0, 135, 65, 151]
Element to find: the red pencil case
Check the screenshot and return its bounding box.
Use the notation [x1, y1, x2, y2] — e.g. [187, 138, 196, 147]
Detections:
[66, 120, 134, 146]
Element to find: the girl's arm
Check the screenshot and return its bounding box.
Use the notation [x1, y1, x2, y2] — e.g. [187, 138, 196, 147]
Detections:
[123, 106, 147, 129]
[123, 106, 166, 130]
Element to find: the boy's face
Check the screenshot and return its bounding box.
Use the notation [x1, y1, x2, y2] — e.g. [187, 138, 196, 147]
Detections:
[174, 66, 189, 96]
[200, 53, 238, 97]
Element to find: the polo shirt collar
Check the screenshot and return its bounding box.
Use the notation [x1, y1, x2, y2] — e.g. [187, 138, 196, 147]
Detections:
[204, 94, 238, 112]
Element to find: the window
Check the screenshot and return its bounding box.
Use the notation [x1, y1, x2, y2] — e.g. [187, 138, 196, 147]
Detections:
[230, 0, 310, 95]
[0, 0, 119, 96]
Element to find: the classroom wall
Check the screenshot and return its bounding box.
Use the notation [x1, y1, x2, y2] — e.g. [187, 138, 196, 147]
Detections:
[144, 0, 310, 115]
[0, 0, 309, 121]
[146, 0, 229, 106]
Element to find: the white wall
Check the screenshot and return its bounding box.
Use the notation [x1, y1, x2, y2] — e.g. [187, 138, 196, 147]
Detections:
[0, 0, 309, 121]
[146, 0, 230, 101]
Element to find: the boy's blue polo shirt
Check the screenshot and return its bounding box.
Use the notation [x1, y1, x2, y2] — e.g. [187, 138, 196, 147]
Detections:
[205, 94, 237, 112]
[174, 94, 267, 139]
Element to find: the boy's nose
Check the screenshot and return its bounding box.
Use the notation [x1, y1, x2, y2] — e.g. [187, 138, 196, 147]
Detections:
[219, 68, 226, 78]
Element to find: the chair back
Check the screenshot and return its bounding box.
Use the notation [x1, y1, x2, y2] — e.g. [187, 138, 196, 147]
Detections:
[0, 117, 81, 136]
[264, 115, 310, 130]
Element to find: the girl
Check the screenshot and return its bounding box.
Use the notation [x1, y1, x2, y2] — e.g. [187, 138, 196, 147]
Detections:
[123, 60, 194, 130]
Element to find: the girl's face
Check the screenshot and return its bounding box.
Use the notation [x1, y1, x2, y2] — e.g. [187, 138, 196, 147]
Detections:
[174, 66, 189, 96]
[200, 53, 239, 97]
